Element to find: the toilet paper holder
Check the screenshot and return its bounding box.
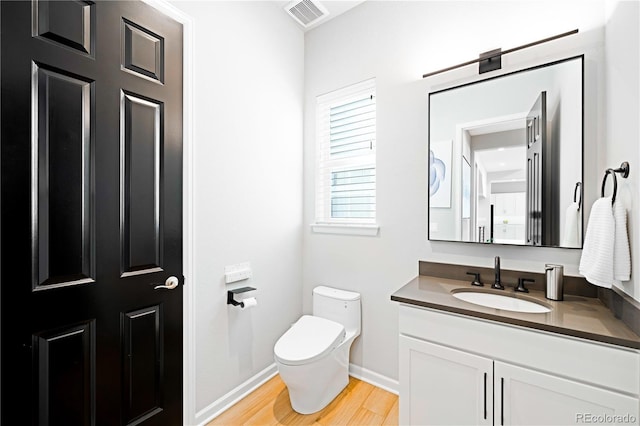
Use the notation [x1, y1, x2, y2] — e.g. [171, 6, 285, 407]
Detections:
[227, 286, 256, 308]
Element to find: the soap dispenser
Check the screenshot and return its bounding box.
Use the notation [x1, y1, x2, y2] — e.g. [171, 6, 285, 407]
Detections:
[545, 264, 564, 301]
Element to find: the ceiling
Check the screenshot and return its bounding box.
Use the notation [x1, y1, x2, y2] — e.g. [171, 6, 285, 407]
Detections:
[276, 0, 366, 31]
[475, 146, 526, 174]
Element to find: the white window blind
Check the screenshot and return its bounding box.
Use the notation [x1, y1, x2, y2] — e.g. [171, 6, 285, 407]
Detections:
[315, 79, 376, 224]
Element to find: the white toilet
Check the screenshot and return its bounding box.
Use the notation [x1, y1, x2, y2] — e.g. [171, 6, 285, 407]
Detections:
[274, 285, 361, 414]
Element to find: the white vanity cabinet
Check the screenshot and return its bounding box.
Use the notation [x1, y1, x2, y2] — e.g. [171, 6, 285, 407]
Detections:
[399, 304, 640, 425]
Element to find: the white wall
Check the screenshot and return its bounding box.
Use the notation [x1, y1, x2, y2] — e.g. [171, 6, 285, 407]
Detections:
[303, 0, 614, 384]
[171, 2, 304, 424]
[605, 0, 640, 300]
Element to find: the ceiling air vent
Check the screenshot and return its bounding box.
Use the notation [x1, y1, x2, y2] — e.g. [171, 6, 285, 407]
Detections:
[285, 0, 329, 28]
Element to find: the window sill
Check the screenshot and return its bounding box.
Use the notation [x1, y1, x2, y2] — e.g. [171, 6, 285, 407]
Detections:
[310, 223, 380, 236]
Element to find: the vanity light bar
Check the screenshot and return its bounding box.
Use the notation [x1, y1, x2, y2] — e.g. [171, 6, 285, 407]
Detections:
[422, 29, 579, 79]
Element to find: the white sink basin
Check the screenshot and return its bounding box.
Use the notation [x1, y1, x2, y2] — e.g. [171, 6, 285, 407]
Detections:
[452, 290, 551, 314]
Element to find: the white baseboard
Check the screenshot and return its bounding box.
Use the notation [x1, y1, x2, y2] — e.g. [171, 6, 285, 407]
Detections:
[194, 363, 278, 426]
[349, 363, 399, 395]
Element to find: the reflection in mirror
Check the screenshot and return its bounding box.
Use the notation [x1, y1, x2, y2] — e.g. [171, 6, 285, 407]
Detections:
[428, 56, 583, 248]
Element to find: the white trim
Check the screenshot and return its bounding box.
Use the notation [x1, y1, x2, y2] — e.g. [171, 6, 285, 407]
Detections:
[311, 223, 380, 236]
[195, 364, 279, 426]
[349, 363, 399, 395]
[455, 112, 528, 137]
[139, 1, 196, 425]
[317, 77, 376, 103]
[182, 16, 196, 426]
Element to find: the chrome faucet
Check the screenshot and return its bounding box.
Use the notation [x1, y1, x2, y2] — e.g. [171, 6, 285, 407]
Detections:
[491, 256, 505, 290]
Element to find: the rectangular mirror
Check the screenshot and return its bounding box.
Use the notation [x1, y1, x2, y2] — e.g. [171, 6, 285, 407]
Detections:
[428, 56, 583, 247]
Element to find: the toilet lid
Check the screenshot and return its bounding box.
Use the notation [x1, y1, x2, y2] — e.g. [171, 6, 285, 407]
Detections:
[274, 315, 345, 366]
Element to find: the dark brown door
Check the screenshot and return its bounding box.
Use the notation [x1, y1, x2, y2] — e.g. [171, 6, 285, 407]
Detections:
[525, 91, 546, 246]
[1, 1, 183, 424]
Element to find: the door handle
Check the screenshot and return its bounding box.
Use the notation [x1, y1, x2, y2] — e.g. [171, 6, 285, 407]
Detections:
[154, 276, 179, 290]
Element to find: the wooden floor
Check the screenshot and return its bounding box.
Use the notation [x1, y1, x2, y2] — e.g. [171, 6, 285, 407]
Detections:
[207, 374, 398, 426]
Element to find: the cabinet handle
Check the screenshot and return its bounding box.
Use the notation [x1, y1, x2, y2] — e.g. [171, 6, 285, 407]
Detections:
[483, 372, 487, 420]
[500, 377, 505, 425]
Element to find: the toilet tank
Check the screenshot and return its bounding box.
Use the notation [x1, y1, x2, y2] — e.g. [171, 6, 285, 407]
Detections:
[313, 286, 361, 337]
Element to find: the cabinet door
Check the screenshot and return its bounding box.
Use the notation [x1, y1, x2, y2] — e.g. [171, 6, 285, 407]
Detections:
[496, 362, 639, 425]
[400, 336, 493, 425]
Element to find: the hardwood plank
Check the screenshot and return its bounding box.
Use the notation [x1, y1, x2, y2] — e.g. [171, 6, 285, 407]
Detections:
[381, 399, 399, 426]
[244, 403, 279, 426]
[277, 411, 324, 426]
[316, 379, 375, 425]
[347, 407, 384, 426]
[363, 386, 397, 417]
[207, 374, 398, 426]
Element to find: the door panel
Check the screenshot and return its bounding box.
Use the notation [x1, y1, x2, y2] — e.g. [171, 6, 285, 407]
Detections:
[121, 91, 163, 276]
[33, 0, 95, 56]
[33, 321, 96, 426]
[122, 19, 164, 83]
[122, 305, 164, 425]
[1, 1, 183, 424]
[33, 63, 95, 290]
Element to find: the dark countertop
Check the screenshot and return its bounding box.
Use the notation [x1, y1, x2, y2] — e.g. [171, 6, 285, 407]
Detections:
[391, 275, 640, 350]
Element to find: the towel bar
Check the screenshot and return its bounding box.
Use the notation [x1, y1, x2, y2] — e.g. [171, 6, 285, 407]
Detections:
[601, 162, 630, 204]
[573, 182, 582, 211]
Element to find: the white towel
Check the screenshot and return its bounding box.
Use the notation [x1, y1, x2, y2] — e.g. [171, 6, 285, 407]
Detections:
[561, 202, 580, 247]
[579, 197, 631, 288]
[579, 198, 615, 288]
[613, 200, 631, 281]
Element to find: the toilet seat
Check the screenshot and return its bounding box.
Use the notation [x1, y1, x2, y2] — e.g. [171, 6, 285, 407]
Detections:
[274, 315, 345, 366]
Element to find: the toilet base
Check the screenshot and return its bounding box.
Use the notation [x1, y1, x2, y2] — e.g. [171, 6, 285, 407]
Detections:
[276, 338, 352, 414]
[288, 366, 348, 414]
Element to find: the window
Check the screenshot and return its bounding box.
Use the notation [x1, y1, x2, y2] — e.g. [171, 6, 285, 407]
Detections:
[314, 78, 376, 231]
